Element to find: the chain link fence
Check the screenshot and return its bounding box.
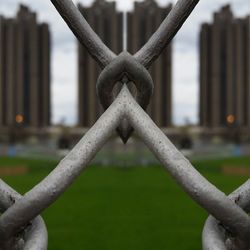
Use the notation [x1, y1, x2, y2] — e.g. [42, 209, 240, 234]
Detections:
[0, 0, 250, 249]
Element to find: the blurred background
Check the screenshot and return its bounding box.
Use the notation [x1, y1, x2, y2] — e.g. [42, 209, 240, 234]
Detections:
[0, 0, 250, 249]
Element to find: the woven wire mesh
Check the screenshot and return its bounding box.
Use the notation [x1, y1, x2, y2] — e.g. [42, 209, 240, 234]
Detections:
[0, 0, 249, 249]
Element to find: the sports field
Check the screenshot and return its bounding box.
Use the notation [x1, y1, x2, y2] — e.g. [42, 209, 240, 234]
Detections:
[0, 156, 249, 249]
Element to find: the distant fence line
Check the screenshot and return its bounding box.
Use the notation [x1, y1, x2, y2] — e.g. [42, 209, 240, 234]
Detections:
[1, 141, 250, 166]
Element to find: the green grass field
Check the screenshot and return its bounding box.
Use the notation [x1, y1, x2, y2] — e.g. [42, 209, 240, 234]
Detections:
[0, 156, 250, 250]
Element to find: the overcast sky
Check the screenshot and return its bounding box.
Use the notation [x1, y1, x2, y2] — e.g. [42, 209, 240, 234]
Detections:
[0, 0, 250, 125]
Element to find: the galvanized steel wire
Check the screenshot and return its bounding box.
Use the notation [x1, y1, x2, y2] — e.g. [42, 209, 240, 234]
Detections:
[0, 0, 249, 249]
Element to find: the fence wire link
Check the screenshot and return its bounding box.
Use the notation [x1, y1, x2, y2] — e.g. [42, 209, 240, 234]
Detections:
[0, 0, 249, 249]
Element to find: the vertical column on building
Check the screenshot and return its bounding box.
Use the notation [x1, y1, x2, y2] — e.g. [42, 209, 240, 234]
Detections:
[0, 16, 5, 126]
[161, 6, 172, 127]
[242, 17, 249, 126]
[16, 9, 26, 126]
[149, 5, 158, 126]
[144, 10, 153, 118]
[6, 19, 16, 126]
[78, 38, 84, 126]
[96, 3, 106, 118]
[88, 8, 97, 126]
[153, 6, 163, 127]
[205, 25, 213, 127]
[29, 13, 39, 127]
[211, 14, 221, 128]
[164, 43, 172, 127]
[40, 24, 50, 126]
[234, 19, 244, 127]
[78, 5, 89, 128]
[117, 11, 123, 53]
[225, 16, 234, 126]
[92, 7, 100, 123]
[127, 11, 132, 53]
[199, 24, 209, 127]
[109, 3, 118, 54]
[246, 16, 250, 126]
[130, 2, 139, 54]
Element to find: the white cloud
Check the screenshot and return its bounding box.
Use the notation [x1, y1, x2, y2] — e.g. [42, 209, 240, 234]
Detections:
[0, 0, 249, 126]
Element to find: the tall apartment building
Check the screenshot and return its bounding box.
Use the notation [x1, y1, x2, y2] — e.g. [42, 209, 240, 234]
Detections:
[78, 0, 172, 128]
[78, 0, 123, 127]
[127, 0, 172, 127]
[199, 5, 250, 128]
[0, 5, 51, 128]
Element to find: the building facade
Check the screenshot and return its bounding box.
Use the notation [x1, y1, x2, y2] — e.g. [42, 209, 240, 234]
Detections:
[199, 5, 250, 129]
[78, 0, 123, 127]
[0, 5, 51, 128]
[127, 0, 172, 127]
[78, 0, 172, 128]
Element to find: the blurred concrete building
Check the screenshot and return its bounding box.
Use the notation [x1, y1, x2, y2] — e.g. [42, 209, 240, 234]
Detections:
[0, 5, 51, 129]
[78, 0, 172, 128]
[127, 0, 172, 127]
[199, 5, 250, 129]
[78, 0, 123, 127]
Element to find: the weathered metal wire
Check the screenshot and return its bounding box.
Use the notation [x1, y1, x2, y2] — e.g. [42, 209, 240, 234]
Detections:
[50, 0, 200, 69]
[1, 86, 249, 249]
[123, 86, 250, 245]
[0, 0, 249, 249]
[0, 90, 125, 243]
[0, 180, 48, 250]
[96, 51, 154, 143]
[203, 180, 250, 249]
[134, 0, 200, 68]
[51, 0, 116, 68]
